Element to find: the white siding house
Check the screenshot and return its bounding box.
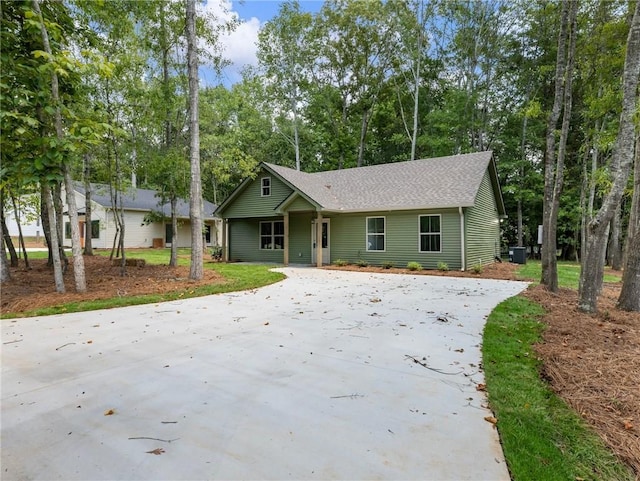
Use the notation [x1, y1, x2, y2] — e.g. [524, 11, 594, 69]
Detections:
[60, 184, 221, 249]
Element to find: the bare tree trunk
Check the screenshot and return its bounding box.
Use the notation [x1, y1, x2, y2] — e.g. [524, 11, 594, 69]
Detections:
[84, 154, 93, 256]
[33, 0, 86, 292]
[618, 135, 640, 311]
[43, 184, 65, 293]
[541, 0, 572, 292]
[356, 108, 372, 168]
[10, 193, 29, 269]
[607, 203, 623, 270]
[0, 191, 18, 267]
[0, 215, 9, 282]
[169, 197, 178, 268]
[53, 182, 68, 273]
[580, 0, 640, 312]
[187, 0, 203, 280]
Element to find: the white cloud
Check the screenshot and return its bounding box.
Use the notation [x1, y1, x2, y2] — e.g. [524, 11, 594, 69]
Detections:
[200, 0, 264, 85]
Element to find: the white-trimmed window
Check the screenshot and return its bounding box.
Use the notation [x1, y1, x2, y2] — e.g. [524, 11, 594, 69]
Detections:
[260, 220, 284, 250]
[261, 177, 271, 197]
[419, 215, 441, 252]
[366, 216, 385, 251]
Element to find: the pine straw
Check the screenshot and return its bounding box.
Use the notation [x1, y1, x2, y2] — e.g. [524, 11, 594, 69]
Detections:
[1, 256, 224, 314]
[524, 285, 640, 478]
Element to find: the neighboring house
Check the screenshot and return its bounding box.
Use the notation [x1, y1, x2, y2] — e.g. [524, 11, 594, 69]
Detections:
[61, 184, 220, 249]
[215, 151, 506, 270]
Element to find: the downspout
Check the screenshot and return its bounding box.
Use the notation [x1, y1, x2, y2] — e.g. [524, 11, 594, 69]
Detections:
[459, 207, 466, 271]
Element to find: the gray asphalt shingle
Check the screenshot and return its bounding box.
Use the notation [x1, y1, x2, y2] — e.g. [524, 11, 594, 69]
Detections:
[266, 151, 493, 212]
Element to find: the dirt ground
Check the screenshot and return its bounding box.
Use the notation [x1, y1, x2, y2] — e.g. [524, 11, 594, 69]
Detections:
[1, 257, 639, 477]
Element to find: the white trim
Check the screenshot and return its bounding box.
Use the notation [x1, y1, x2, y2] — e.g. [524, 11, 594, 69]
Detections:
[459, 207, 466, 271]
[260, 177, 271, 197]
[418, 214, 442, 253]
[311, 218, 330, 265]
[366, 216, 386, 252]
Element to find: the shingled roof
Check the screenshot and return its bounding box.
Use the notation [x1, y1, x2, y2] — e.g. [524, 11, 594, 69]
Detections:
[74, 184, 218, 219]
[264, 151, 501, 213]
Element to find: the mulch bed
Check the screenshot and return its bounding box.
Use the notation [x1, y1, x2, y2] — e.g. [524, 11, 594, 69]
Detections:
[2, 257, 639, 476]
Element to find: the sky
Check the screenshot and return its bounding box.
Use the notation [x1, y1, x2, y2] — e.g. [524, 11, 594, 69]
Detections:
[202, 0, 324, 87]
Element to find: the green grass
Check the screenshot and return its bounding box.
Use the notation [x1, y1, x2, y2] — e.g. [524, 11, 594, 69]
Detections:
[483, 296, 634, 480]
[1, 249, 285, 318]
[516, 260, 621, 289]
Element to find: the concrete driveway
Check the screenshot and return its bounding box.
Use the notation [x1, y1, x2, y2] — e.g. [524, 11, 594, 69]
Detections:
[1, 268, 528, 480]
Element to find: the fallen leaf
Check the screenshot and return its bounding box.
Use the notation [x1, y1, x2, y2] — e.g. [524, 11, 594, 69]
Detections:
[623, 419, 634, 430]
[476, 383, 486, 392]
[370, 298, 381, 303]
[87, 340, 93, 344]
[146, 448, 165, 455]
[484, 416, 498, 425]
[454, 348, 464, 353]
[104, 409, 115, 416]
[264, 322, 270, 326]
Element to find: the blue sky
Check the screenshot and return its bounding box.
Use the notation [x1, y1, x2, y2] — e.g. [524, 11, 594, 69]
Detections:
[202, 1, 324, 87]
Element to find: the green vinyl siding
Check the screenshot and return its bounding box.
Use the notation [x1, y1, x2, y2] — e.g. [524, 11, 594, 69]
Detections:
[288, 212, 313, 264]
[222, 170, 293, 218]
[228, 218, 284, 263]
[329, 209, 462, 269]
[285, 195, 316, 212]
[465, 171, 501, 267]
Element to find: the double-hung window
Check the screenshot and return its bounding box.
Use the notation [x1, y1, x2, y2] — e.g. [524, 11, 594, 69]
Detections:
[419, 215, 441, 252]
[261, 177, 271, 196]
[260, 221, 284, 250]
[366, 216, 385, 251]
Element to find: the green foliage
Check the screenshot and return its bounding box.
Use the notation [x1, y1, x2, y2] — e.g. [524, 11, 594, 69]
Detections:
[407, 261, 422, 271]
[381, 261, 394, 269]
[355, 259, 369, 267]
[437, 261, 449, 271]
[483, 297, 634, 480]
[333, 258, 348, 266]
[516, 261, 622, 289]
[471, 264, 483, 274]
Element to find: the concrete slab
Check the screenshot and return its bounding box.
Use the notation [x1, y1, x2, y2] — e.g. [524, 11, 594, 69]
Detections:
[1, 268, 528, 480]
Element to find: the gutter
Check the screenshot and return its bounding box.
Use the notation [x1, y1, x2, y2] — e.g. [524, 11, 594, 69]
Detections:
[459, 207, 466, 271]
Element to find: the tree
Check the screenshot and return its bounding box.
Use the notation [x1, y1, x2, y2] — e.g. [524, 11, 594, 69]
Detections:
[579, 0, 640, 313]
[186, 0, 203, 280]
[541, 0, 577, 292]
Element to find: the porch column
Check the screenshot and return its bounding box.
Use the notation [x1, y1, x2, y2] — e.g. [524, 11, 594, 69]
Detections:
[283, 212, 289, 266]
[316, 211, 323, 267]
[221, 219, 228, 262]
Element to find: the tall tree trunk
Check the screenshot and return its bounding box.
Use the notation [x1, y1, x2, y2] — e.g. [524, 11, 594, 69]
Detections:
[0, 191, 18, 267]
[83, 154, 93, 256]
[10, 193, 29, 269]
[618, 135, 640, 311]
[357, 108, 372, 167]
[169, 197, 178, 268]
[187, 0, 203, 280]
[33, 0, 86, 292]
[580, 0, 640, 312]
[607, 204, 623, 270]
[0, 214, 10, 282]
[53, 182, 68, 272]
[541, 0, 572, 292]
[43, 184, 65, 293]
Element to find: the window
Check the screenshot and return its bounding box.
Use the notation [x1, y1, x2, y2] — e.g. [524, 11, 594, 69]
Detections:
[90, 220, 100, 239]
[65, 221, 71, 238]
[419, 215, 441, 252]
[261, 177, 271, 197]
[260, 220, 284, 250]
[366, 216, 385, 251]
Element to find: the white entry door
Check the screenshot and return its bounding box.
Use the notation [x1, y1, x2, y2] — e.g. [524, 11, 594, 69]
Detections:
[311, 219, 330, 265]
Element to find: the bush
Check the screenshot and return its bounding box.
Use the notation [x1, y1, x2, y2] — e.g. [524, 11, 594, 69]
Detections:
[471, 263, 483, 274]
[355, 259, 369, 267]
[333, 259, 348, 267]
[407, 261, 422, 271]
[437, 261, 449, 271]
[381, 261, 393, 269]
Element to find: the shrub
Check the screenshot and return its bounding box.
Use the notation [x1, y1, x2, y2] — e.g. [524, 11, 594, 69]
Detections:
[437, 261, 449, 272]
[381, 261, 393, 269]
[471, 263, 483, 274]
[355, 259, 369, 267]
[333, 259, 348, 267]
[407, 261, 422, 271]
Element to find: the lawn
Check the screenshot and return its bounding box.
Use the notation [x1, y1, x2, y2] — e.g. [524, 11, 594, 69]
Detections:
[516, 260, 621, 288]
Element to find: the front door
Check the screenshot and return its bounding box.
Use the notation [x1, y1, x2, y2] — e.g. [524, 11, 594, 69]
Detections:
[311, 219, 330, 265]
